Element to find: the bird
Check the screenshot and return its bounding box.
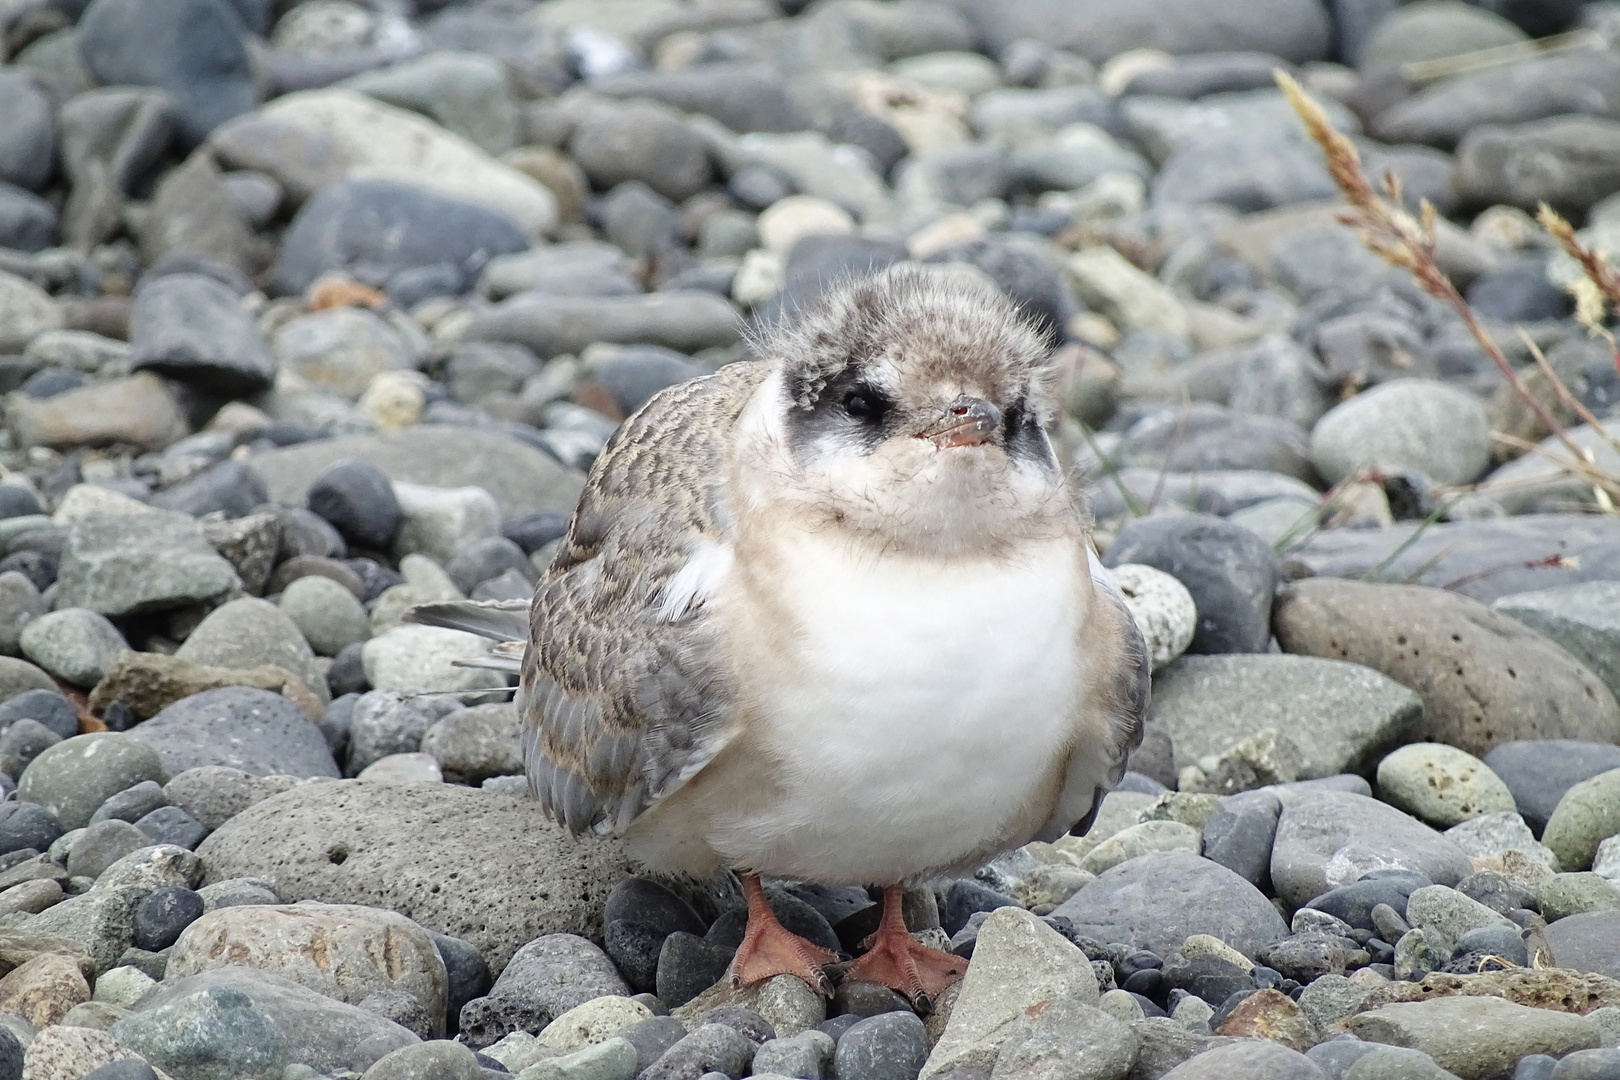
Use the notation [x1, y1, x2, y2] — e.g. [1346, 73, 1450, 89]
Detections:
[410, 264, 1150, 1009]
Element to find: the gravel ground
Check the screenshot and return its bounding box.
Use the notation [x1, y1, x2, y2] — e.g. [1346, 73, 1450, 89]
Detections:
[0, 0, 1617, 1077]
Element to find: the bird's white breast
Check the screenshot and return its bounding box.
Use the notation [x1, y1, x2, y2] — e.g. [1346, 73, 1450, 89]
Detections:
[709, 531, 1086, 884]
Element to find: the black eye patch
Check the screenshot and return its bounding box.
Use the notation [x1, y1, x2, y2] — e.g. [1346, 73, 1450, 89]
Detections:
[1002, 397, 1056, 468]
[784, 367, 892, 455]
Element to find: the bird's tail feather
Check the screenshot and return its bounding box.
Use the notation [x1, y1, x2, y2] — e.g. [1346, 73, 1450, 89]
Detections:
[404, 599, 529, 640]
[403, 599, 529, 674]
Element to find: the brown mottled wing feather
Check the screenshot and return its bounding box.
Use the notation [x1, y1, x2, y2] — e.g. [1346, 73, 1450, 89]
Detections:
[522, 362, 769, 836]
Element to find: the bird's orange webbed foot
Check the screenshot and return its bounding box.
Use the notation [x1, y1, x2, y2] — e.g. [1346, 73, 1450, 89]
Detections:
[846, 884, 967, 1011]
[728, 871, 838, 996]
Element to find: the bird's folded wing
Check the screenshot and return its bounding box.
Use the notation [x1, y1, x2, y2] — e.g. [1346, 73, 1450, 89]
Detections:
[525, 363, 769, 836]
[1034, 551, 1152, 842]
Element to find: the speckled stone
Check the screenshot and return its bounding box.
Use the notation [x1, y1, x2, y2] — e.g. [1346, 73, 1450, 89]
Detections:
[1376, 743, 1517, 828]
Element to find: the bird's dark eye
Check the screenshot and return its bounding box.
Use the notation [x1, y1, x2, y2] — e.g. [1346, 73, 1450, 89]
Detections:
[842, 388, 887, 422]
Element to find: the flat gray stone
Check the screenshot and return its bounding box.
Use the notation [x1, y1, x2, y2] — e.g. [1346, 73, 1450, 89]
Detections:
[1160, 1039, 1328, 1079]
[1286, 514, 1620, 605]
[460, 291, 739, 359]
[1346, 996, 1599, 1080]
[54, 509, 239, 617]
[1150, 654, 1421, 779]
[248, 426, 584, 518]
[1271, 791, 1473, 908]
[130, 687, 340, 779]
[1494, 581, 1620, 703]
[1051, 851, 1289, 961]
[1545, 910, 1620, 979]
[196, 780, 631, 975]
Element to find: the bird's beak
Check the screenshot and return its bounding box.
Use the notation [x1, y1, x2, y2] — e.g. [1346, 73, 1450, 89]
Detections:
[918, 396, 1001, 449]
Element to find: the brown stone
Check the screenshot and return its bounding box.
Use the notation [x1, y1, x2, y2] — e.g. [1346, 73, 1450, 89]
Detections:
[1347, 968, 1620, 1018]
[6, 373, 189, 453]
[504, 146, 589, 224]
[307, 275, 387, 312]
[0, 952, 89, 1027]
[1272, 579, 1620, 756]
[89, 651, 323, 720]
[1214, 988, 1318, 1051]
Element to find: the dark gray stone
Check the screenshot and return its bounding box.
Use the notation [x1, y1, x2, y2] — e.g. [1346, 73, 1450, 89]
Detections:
[1161, 1039, 1328, 1078]
[656, 932, 735, 1010]
[307, 459, 403, 551]
[90, 779, 169, 826]
[1103, 514, 1282, 654]
[1202, 789, 1283, 891]
[0, 71, 55, 193]
[642, 1023, 755, 1080]
[132, 885, 205, 951]
[458, 934, 629, 1050]
[585, 346, 704, 419]
[957, 0, 1329, 67]
[152, 461, 270, 519]
[0, 800, 62, 856]
[130, 687, 340, 779]
[0, 182, 57, 253]
[589, 65, 806, 134]
[622, 1016, 690, 1075]
[1544, 911, 1620, 980]
[1372, 50, 1620, 151]
[0, 688, 79, 741]
[1550, 1048, 1620, 1080]
[17, 731, 167, 831]
[569, 102, 711, 203]
[431, 932, 490, 1037]
[1455, 116, 1620, 216]
[66, 817, 148, 879]
[445, 537, 530, 595]
[462, 291, 738, 359]
[270, 179, 529, 298]
[0, 717, 62, 780]
[136, 805, 208, 850]
[1286, 515, 1620, 605]
[1306, 873, 1432, 932]
[1115, 404, 1315, 482]
[1483, 741, 1620, 837]
[833, 1012, 926, 1080]
[1153, 134, 1336, 211]
[77, 0, 258, 147]
[250, 427, 584, 520]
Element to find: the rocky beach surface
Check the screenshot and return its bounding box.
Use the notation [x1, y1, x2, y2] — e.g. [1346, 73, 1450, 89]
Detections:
[0, 0, 1618, 1077]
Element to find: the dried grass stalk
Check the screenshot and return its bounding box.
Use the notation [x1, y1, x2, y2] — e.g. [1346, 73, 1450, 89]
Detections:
[1276, 69, 1619, 503]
